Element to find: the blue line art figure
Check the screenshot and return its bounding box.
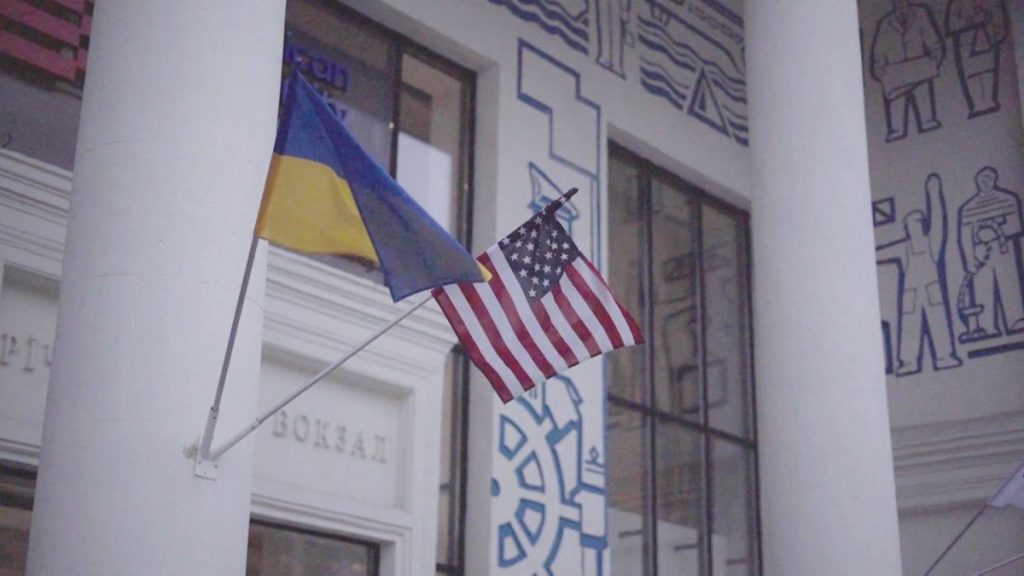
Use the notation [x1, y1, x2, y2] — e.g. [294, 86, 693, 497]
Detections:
[956, 166, 1024, 341]
[589, 0, 632, 77]
[945, 0, 1009, 119]
[870, 0, 945, 143]
[876, 174, 962, 376]
[529, 163, 582, 237]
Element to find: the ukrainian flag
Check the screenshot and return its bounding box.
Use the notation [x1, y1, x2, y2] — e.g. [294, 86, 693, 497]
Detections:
[256, 69, 488, 301]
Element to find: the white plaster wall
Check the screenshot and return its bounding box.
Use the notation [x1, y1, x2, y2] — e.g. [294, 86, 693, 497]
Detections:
[860, 0, 1024, 573]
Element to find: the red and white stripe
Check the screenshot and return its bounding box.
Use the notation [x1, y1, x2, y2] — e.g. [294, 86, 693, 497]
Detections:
[433, 246, 643, 403]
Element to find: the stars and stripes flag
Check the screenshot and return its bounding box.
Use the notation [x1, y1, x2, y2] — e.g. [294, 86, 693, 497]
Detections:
[432, 188, 643, 402]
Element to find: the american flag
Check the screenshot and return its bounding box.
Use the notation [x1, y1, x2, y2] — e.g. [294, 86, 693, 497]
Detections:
[432, 188, 643, 402]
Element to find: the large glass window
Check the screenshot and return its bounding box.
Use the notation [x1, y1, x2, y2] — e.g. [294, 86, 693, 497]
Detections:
[0, 464, 34, 576]
[606, 144, 760, 576]
[284, 4, 477, 575]
[247, 520, 379, 576]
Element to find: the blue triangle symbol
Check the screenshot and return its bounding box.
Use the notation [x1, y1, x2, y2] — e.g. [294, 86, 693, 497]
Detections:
[688, 68, 728, 136]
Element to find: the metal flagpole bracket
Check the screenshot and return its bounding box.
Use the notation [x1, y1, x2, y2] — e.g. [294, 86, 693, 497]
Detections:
[194, 453, 219, 480]
[194, 407, 221, 480]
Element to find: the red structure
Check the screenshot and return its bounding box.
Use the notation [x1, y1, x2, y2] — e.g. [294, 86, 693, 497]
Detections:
[0, 0, 92, 83]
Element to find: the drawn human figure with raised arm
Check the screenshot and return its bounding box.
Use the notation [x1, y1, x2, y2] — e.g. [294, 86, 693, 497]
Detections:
[877, 174, 961, 375]
[870, 0, 946, 142]
[957, 166, 1024, 340]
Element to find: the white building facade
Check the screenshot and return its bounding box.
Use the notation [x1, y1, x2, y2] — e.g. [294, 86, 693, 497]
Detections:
[0, 1, 1021, 575]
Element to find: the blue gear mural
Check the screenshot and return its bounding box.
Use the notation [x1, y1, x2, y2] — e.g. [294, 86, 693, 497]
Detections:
[492, 376, 607, 575]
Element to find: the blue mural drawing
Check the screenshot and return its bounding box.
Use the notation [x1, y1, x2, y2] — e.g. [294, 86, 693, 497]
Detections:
[494, 378, 607, 575]
[870, 0, 946, 142]
[945, 0, 1009, 119]
[590, 0, 632, 77]
[529, 163, 582, 236]
[490, 0, 590, 53]
[636, 0, 748, 145]
[494, 40, 607, 575]
[874, 197, 898, 227]
[876, 174, 962, 376]
[490, 0, 748, 146]
[518, 40, 602, 263]
[956, 166, 1024, 342]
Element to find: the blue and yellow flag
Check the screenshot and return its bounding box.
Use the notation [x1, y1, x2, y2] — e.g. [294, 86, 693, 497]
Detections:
[257, 69, 488, 301]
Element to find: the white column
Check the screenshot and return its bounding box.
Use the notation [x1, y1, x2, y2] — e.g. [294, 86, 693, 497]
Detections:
[26, 2, 284, 575]
[745, 2, 903, 575]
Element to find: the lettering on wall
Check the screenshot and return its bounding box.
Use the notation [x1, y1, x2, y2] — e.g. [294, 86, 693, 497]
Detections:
[0, 333, 53, 375]
[271, 409, 387, 464]
[490, 0, 748, 146]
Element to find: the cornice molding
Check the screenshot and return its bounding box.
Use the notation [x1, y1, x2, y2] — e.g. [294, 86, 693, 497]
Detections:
[892, 410, 1024, 511]
[0, 149, 458, 377]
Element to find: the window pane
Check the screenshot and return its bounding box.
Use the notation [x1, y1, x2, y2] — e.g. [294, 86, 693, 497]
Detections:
[285, 0, 397, 169]
[607, 150, 647, 404]
[651, 177, 699, 419]
[396, 53, 468, 236]
[703, 206, 753, 439]
[655, 420, 705, 575]
[247, 522, 377, 576]
[710, 439, 759, 576]
[607, 405, 649, 576]
[0, 468, 33, 576]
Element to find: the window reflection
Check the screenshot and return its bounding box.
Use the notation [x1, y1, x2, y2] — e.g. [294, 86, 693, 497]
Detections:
[0, 467, 33, 576]
[606, 143, 758, 576]
[710, 439, 759, 576]
[608, 405, 649, 575]
[247, 521, 378, 576]
[650, 177, 699, 419]
[703, 207, 753, 439]
[655, 422, 704, 575]
[607, 152, 647, 404]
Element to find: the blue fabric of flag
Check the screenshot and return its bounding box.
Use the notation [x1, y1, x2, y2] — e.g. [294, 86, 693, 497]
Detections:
[261, 68, 485, 301]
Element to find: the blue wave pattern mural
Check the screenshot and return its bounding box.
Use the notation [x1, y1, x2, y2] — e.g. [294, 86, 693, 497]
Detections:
[488, 0, 749, 146]
[489, 0, 590, 53]
[636, 0, 747, 145]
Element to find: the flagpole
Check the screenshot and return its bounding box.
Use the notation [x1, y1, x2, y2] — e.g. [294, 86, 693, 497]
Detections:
[969, 550, 1024, 576]
[197, 234, 262, 463]
[922, 502, 989, 576]
[206, 293, 433, 461]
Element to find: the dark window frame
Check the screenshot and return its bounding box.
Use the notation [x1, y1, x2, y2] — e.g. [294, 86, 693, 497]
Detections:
[280, 4, 477, 574]
[304, 4, 476, 574]
[607, 141, 762, 576]
[247, 517, 381, 576]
